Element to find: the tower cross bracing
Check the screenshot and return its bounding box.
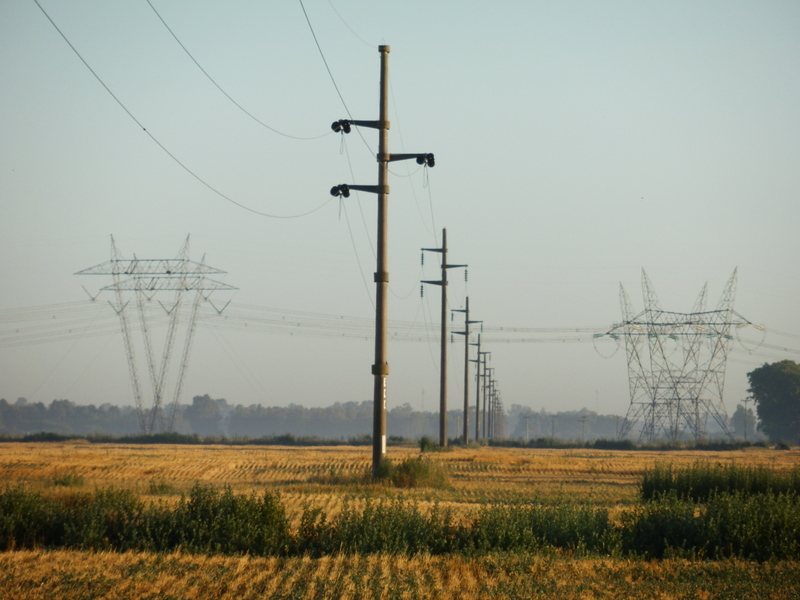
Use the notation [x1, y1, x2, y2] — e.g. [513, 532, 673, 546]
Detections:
[605, 269, 757, 442]
[76, 236, 236, 434]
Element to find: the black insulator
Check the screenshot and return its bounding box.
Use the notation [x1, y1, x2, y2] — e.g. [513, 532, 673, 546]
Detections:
[420, 285, 424, 298]
[465, 269, 468, 282]
[331, 119, 352, 133]
[426, 153, 435, 167]
[330, 184, 350, 198]
[421, 252, 424, 265]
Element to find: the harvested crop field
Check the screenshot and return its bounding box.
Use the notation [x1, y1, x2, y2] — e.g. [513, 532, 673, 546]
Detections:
[1, 442, 799, 599]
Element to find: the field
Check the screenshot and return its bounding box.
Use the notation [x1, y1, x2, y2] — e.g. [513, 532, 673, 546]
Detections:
[1, 442, 799, 599]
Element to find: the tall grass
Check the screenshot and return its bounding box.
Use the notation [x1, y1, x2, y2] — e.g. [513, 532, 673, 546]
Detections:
[468, 502, 616, 555]
[622, 491, 800, 560]
[376, 456, 451, 489]
[641, 462, 800, 502]
[2, 480, 799, 560]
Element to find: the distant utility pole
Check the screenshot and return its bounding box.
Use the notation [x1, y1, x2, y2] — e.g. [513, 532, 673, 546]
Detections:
[481, 358, 493, 440]
[453, 297, 481, 444]
[485, 370, 495, 439]
[743, 396, 752, 441]
[470, 334, 484, 441]
[422, 228, 467, 447]
[483, 361, 493, 440]
[330, 45, 435, 477]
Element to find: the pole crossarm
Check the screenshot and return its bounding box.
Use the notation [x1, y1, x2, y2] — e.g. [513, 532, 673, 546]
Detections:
[385, 153, 435, 166]
[331, 119, 386, 132]
[330, 184, 387, 197]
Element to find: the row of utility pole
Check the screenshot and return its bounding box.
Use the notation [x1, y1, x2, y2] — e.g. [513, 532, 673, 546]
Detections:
[421, 230, 506, 446]
[329, 45, 503, 476]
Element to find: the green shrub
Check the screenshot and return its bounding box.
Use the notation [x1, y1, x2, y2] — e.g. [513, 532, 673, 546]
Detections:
[0, 486, 58, 549]
[373, 456, 451, 489]
[469, 502, 616, 555]
[641, 462, 800, 502]
[169, 484, 291, 555]
[622, 491, 800, 560]
[298, 499, 460, 556]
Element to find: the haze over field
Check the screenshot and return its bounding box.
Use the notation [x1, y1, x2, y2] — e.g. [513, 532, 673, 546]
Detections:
[1, 1, 799, 421]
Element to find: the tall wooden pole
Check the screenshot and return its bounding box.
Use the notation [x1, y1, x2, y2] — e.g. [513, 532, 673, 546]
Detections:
[330, 46, 434, 475]
[372, 45, 390, 475]
[438, 229, 449, 446]
[422, 228, 466, 447]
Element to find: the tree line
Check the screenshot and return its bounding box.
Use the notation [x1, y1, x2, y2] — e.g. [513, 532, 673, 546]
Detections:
[1, 359, 795, 442]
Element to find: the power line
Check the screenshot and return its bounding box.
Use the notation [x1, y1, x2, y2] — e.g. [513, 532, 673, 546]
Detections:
[326, 0, 374, 49]
[32, 0, 331, 220]
[298, 0, 374, 156]
[145, 0, 328, 141]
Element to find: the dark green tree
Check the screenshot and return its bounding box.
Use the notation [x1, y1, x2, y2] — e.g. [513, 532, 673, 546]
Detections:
[747, 360, 800, 444]
[730, 403, 757, 440]
[185, 394, 225, 437]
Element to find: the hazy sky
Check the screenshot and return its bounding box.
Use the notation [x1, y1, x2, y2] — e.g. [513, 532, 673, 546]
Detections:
[1, 1, 799, 428]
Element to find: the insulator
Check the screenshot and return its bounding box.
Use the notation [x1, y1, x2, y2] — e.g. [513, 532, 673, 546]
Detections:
[420, 285, 424, 298]
[421, 252, 424, 265]
[426, 153, 435, 167]
[464, 268, 468, 282]
[331, 119, 352, 133]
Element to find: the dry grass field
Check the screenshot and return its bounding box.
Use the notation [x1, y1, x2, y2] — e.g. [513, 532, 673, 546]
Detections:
[1, 441, 799, 598]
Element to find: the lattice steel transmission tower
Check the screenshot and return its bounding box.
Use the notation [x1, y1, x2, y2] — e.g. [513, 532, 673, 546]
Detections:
[604, 269, 758, 442]
[76, 236, 236, 434]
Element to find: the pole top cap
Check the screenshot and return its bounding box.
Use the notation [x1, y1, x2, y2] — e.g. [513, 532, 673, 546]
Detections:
[379, 45, 391, 53]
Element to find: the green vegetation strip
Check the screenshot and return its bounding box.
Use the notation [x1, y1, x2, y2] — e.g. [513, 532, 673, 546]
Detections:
[2, 482, 800, 560]
[641, 461, 800, 502]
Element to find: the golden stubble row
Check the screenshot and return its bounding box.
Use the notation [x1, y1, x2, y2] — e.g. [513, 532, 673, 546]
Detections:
[2, 550, 799, 600]
[0, 442, 796, 519]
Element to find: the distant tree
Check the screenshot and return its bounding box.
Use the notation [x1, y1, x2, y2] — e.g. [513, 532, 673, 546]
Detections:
[747, 360, 800, 444]
[185, 394, 224, 436]
[730, 403, 757, 441]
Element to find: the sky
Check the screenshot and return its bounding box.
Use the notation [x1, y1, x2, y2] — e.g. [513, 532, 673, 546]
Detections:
[1, 1, 799, 433]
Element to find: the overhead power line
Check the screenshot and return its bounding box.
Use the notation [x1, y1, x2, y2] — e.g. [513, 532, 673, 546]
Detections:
[4, 301, 796, 358]
[32, 0, 331, 220]
[145, 0, 328, 141]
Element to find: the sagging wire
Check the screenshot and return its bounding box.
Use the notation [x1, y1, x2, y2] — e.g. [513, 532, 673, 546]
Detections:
[299, 0, 375, 158]
[33, 0, 331, 220]
[146, 0, 329, 140]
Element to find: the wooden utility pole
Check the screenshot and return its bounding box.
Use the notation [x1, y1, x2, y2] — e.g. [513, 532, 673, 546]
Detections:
[453, 297, 481, 444]
[330, 46, 435, 476]
[470, 335, 487, 442]
[422, 228, 466, 447]
[484, 367, 494, 440]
